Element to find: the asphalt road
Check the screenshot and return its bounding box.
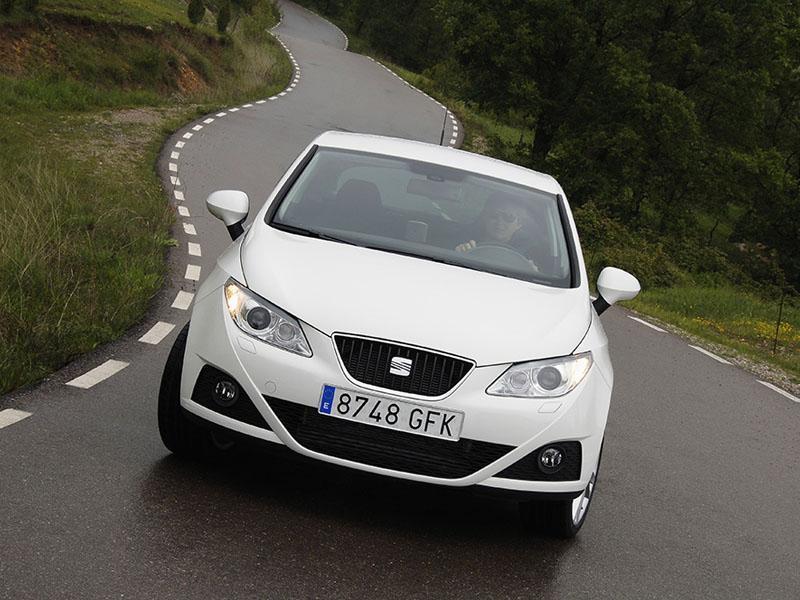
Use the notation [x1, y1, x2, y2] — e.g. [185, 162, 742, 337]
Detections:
[1, 2, 798, 598]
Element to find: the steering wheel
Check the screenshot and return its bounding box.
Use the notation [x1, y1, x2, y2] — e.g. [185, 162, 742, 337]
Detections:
[465, 242, 532, 270]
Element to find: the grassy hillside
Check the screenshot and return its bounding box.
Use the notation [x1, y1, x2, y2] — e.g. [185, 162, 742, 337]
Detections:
[0, 0, 292, 395]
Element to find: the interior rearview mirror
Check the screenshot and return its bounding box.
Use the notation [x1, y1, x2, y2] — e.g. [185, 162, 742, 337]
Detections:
[206, 190, 249, 240]
[593, 267, 641, 315]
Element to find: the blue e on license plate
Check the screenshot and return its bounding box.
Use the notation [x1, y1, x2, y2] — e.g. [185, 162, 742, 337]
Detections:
[319, 385, 463, 441]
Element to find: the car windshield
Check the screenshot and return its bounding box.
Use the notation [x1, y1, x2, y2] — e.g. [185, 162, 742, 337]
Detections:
[270, 147, 573, 287]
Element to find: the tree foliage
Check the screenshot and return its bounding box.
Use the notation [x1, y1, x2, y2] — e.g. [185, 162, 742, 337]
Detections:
[188, 0, 205, 25]
[301, 0, 800, 291]
[217, 1, 231, 32]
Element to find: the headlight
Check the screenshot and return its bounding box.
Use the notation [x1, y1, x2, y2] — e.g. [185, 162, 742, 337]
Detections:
[486, 352, 592, 398]
[224, 279, 312, 357]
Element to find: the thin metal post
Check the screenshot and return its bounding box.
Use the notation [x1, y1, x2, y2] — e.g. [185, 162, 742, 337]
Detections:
[772, 290, 785, 354]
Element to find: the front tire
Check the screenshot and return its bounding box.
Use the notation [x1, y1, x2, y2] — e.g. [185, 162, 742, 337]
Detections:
[520, 441, 603, 538]
[158, 322, 205, 457]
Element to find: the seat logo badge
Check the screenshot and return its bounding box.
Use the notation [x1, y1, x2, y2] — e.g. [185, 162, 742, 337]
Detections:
[389, 356, 413, 377]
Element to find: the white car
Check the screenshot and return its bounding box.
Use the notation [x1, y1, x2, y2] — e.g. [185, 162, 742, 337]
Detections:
[158, 131, 640, 537]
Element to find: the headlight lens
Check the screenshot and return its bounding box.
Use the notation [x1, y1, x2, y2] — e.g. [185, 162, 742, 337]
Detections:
[224, 279, 312, 357]
[487, 352, 593, 398]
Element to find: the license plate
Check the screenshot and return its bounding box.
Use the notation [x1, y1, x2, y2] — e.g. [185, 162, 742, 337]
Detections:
[318, 385, 464, 442]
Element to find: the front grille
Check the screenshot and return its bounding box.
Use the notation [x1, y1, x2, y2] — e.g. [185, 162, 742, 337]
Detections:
[192, 365, 271, 430]
[495, 441, 582, 481]
[334, 335, 472, 397]
[265, 396, 512, 479]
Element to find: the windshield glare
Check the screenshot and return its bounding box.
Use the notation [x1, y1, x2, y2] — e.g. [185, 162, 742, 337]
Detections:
[271, 148, 573, 287]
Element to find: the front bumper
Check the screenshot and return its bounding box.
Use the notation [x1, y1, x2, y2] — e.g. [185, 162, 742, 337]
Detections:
[180, 277, 612, 495]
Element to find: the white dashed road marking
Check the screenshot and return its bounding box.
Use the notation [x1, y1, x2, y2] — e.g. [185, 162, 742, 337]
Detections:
[688, 345, 732, 365]
[229, 107, 239, 112]
[757, 381, 800, 404]
[185, 264, 201, 281]
[168, 163, 178, 173]
[188, 242, 202, 256]
[628, 316, 667, 333]
[183, 223, 197, 236]
[177, 206, 190, 217]
[182, 132, 193, 139]
[174, 190, 185, 201]
[172, 291, 194, 311]
[139, 321, 175, 345]
[170, 151, 180, 160]
[0, 409, 32, 430]
[192, 124, 203, 131]
[216, 112, 227, 117]
[175, 141, 185, 149]
[66, 360, 129, 389]
[203, 118, 215, 124]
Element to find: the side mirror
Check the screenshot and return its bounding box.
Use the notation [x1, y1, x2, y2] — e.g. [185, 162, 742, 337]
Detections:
[206, 190, 249, 240]
[593, 267, 640, 315]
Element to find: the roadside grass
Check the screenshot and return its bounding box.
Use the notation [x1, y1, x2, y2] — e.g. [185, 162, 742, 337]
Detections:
[0, 1, 291, 395]
[631, 286, 800, 376]
[291, 3, 800, 386]
[34, 0, 191, 27]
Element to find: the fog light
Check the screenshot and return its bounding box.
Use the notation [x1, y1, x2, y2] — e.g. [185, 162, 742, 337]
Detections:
[538, 446, 564, 473]
[213, 380, 239, 407]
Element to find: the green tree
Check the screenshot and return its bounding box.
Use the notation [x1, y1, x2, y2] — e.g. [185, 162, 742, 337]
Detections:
[188, 0, 205, 25]
[1, 0, 14, 15]
[217, 0, 231, 33]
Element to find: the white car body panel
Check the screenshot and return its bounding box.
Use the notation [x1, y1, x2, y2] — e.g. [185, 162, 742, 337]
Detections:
[241, 222, 591, 366]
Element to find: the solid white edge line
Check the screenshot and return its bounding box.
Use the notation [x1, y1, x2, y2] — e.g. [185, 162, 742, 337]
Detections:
[177, 206, 190, 217]
[172, 290, 194, 311]
[185, 264, 201, 281]
[139, 321, 175, 345]
[757, 381, 800, 403]
[688, 345, 732, 365]
[0, 409, 32, 429]
[188, 242, 202, 256]
[66, 360, 129, 389]
[183, 223, 197, 236]
[628, 316, 666, 333]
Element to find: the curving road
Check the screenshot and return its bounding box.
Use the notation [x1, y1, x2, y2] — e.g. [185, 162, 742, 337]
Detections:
[1, 2, 798, 598]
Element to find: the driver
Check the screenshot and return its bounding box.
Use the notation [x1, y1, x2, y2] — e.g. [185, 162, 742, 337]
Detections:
[455, 193, 530, 253]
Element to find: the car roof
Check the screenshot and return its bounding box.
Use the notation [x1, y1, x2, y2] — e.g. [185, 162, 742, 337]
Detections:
[313, 131, 564, 196]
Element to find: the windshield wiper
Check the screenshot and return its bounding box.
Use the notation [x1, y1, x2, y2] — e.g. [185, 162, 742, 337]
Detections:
[360, 244, 460, 268]
[271, 222, 361, 246]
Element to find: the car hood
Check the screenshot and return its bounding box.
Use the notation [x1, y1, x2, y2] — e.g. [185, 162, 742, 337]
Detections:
[240, 225, 591, 366]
